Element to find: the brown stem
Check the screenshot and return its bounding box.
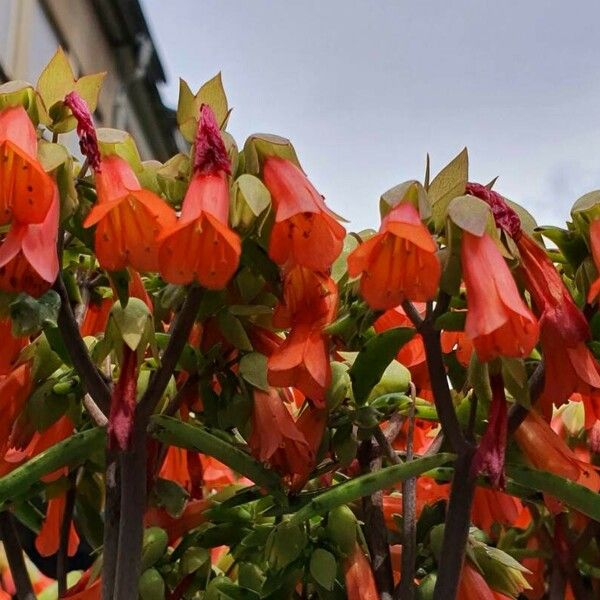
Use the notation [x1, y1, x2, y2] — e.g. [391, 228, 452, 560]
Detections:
[358, 439, 394, 600]
[507, 362, 545, 434]
[57, 472, 78, 597]
[0, 512, 35, 600]
[102, 452, 121, 600]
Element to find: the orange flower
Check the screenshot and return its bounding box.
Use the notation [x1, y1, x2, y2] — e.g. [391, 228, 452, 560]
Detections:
[159, 105, 240, 288]
[461, 231, 538, 362]
[35, 494, 79, 557]
[145, 498, 213, 544]
[471, 487, 526, 536]
[0, 363, 32, 456]
[344, 543, 379, 600]
[348, 202, 441, 309]
[84, 155, 176, 272]
[248, 388, 314, 485]
[63, 569, 101, 599]
[0, 190, 59, 297]
[0, 106, 56, 225]
[263, 156, 345, 271]
[517, 232, 600, 415]
[458, 560, 513, 600]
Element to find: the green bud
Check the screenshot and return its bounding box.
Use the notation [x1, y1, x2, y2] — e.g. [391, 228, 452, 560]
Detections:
[139, 568, 165, 600]
[326, 362, 350, 410]
[416, 572, 437, 600]
[367, 360, 411, 402]
[429, 524, 445, 563]
[140, 527, 168, 571]
[326, 505, 357, 556]
[266, 521, 306, 570]
[52, 380, 77, 395]
[181, 547, 210, 575]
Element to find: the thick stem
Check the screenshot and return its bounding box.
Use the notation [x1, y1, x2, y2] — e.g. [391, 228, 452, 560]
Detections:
[57, 472, 78, 597]
[432, 448, 476, 600]
[101, 452, 121, 600]
[358, 439, 394, 600]
[0, 512, 35, 600]
[113, 428, 148, 600]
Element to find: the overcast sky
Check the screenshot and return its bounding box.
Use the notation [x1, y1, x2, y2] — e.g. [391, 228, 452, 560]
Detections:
[142, 0, 600, 230]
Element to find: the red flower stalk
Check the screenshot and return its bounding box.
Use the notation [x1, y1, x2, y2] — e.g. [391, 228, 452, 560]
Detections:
[0, 191, 59, 297]
[159, 105, 240, 288]
[466, 182, 521, 237]
[516, 233, 600, 414]
[471, 374, 508, 488]
[263, 156, 345, 271]
[35, 494, 80, 557]
[343, 543, 379, 600]
[348, 202, 441, 309]
[461, 231, 538, 362]
[248, 388, 314, 486]
[0, 105, 56, 225]
[84, 155, 176, 272]
[64, 91, 101, 171]
[108, 345, 138, 451]
[268, 267, 338, 405]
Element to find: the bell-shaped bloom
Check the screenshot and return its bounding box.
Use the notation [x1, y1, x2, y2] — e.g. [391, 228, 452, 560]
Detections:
[0, 106, 56, 225]
[263, 156, 345, 271]
[344, 543, 379, 600]
[0, 191, 59, 297]
[471, 375, 508, 488]
[441, 327, 474, 367]
[0, 363, 32, 456]
[517, 233, 600, 414]
[462, 231, 538, 362]
[159, 104, 240, 288]
[249, 388, 314, 486]
[108, 345, 138, 451]
[471, 487, 527, 536]
[348, 202, 441, 309]
[35, 494, 80, 557]
[84, 155, 176, 272]
[458, 561, 513, 600]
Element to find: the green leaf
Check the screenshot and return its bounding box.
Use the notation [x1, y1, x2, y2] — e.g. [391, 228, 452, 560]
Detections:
[151, 478, 189, 518]
[242, 133, 301, 177]
[429, 148, 469, 231]
[310, 548, 337, 591]
[290, 453, 455, 524]
[150, 415, 282, 491]
[380, 180, 431, 220]
[231, 174, 272, 234]
[349, 327, 415, 403]
[0, 428, 105, 506]
[536, 226, 588, 268]
[239, 352, 270, 391]
[97, 128, 142, 171]
[266, 521, 306, 570]
[10, 291, 61, 336]
[109, 298, 153, 351]
[217, 311, 253, 351]
[506, 464, 600, 522]
[447, 195, 492, 237]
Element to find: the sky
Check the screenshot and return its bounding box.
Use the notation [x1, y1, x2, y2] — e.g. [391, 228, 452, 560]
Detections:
[142, 0, 600, 231]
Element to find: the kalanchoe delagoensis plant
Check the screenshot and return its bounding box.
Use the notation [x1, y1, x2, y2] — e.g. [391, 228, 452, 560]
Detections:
[1, 48, 600, 600]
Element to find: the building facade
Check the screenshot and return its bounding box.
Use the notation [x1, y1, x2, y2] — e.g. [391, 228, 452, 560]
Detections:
[0, 0, 178, 161]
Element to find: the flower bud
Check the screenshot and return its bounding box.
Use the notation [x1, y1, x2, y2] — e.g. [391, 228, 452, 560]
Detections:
[140, 527, 168, 571]
[326, 505, 357, 556]
[367, 360, 411, 402]
[416, 572, 437, 600]
[138, 568, 165, 600]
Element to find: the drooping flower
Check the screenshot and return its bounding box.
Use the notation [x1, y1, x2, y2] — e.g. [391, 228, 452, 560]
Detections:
[263, 156, 345, 271]
[35, 494, 80, 557]
[108, 345, 138, 451]
[84, 155, 176, 272]
[516, 232, 600, 415]
[0, 363, 32, 456]
[347, 202, 441, 310]
[248, 388, 314, 485]
[0, 105, 56, 225]
[344, 543, 379, 600]
[457, 560, 513, 600]
[159, 104, 240, 288]
[471, 487, 527, 536]
[461, 231, 538, 362]
[471, 374, 509, 488]
[0, 190, 59, 297]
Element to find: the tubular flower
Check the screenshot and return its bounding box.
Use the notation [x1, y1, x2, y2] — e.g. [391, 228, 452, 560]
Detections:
[461, 231, 538, 362]
[0, 190, 59, 297]
[458, 560, 513, 600]
[471, 487, 527, 536]
[0, 363, 32, 456]
[84, 155, 176, 272]
[268, 268, 338, 405]
[263, 156, 345, 271]
[35, 494, 79, 557]
[108, 345, 138, 451]
[248, 388, 314, 486]
[343, 543, 379, 600]
[471, 374, 509, 488]
[159, 105, 240, 288]
[0, 105, 56, 225]
[516, 232, 600, 414]
[347, 202, 441, 309]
